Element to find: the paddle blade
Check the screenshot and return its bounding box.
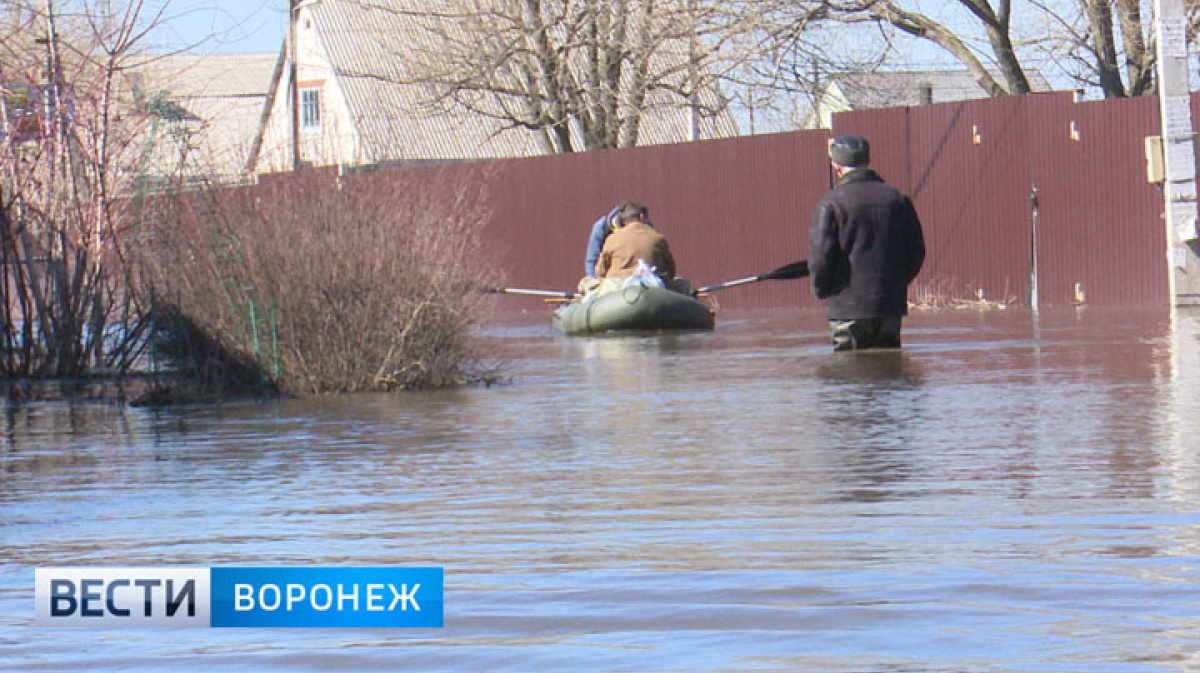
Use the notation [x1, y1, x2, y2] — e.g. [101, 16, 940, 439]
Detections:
[693, 259, 810, 295]
[759, 260, 809, 281]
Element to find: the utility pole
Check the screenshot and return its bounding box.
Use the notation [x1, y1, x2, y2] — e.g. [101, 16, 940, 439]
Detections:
[290, 0, 301, 171]
[1154, 0, 1200, 304]
[812, 56, 821, 129]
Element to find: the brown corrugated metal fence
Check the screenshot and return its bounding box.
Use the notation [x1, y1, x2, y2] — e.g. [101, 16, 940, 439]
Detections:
[412, 131, 834, 308]
[1026, 94, 1166, 306]
[312, 90, 1179, 309]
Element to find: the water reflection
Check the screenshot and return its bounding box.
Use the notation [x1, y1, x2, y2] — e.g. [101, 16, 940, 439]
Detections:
[810, 350, 927, 504]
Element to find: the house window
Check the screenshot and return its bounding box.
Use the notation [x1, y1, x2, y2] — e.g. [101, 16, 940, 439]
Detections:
[300, 87, 321, 132]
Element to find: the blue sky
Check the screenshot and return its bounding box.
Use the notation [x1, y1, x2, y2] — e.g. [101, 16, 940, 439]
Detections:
[152, 0, 286, 53]
[141, 0, 1082, 94]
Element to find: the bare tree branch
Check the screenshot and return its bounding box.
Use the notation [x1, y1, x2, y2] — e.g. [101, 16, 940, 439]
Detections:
[346, 0, 737, 152]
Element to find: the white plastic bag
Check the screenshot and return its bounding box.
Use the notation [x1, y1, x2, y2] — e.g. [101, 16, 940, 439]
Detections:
[623, 259, 665, 289]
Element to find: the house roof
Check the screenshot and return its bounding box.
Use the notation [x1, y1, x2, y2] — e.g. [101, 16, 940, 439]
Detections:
[305, 0, 543, 161]
[280, 0, 738, 165]
[128, 52, 279, 180]
[828, 69, 1054, 110]
[130, 52, 279, 99]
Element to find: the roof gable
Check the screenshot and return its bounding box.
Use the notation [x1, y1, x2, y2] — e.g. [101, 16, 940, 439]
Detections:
[280, 0, 738, 165]
[303, 0, 542, 161]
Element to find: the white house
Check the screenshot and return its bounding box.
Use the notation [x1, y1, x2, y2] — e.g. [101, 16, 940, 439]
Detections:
[128, 52, 279, 184]
[249, 0, 740, 173]
[802, 69, 1055, 129]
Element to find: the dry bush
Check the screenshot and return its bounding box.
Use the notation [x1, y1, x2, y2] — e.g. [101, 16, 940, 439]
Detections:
[909, 277, 1019, 310]
[139, 167, 498, 395]
[1, 4, 159, 379]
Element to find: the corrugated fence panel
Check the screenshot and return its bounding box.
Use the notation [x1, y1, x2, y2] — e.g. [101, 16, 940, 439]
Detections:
[912, 96, 1033, 304]
[472, 131, 833, 308]
[1027, 94, 1165, 306]
[832, 107, 910, 191]
[270, 91, 1176, 311]
[833, 100, 1034, 305]
[661, 131, 832, 308]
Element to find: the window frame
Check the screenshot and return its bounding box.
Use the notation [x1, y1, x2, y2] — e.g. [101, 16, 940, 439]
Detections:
[298, 83, 323, 133]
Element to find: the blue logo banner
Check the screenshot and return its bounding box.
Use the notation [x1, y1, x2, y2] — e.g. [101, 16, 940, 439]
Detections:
[211, 567, 443, 628]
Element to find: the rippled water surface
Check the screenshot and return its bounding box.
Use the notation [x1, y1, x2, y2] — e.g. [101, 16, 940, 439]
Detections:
[4, 306, 1200, 671]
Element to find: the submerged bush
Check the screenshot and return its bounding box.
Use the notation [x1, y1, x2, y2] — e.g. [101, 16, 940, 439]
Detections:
[138, 167, 497, 396]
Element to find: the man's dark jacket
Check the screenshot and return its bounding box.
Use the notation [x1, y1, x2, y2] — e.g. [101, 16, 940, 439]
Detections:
[809, 168, 925, 319]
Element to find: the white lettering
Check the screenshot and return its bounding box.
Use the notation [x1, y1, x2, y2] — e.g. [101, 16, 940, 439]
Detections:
[388, 584, 421, 611]
[311, 584, 332, 611]
[337, 583, 359, 611]
[234, 584, 255, 611]
[367, 584, 385, 611]
[286, 584, 306, 611]
[259, 584, 281, 611]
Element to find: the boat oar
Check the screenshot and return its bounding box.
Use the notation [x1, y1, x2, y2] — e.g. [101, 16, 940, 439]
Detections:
[479, 286, 575, 300]
[694, 260, 809, 294]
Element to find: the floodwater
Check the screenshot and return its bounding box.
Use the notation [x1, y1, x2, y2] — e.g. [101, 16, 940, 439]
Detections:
[3, 305, 1200, 671]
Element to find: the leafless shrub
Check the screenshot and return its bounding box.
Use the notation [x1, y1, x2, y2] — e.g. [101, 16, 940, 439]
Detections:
[910, 277, 1019, 310]
[138, 167, 499, 396]
[1, 1, 162, 380]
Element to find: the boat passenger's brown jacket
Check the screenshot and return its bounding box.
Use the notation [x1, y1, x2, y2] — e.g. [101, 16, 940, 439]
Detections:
[594, 221, 676, 281]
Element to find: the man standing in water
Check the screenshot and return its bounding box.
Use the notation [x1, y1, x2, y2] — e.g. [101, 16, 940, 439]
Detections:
[809, 135, 925, 351]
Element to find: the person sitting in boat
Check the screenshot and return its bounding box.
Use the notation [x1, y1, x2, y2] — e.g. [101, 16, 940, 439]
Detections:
[583, 204, 622, 280]
[593, 202, 680, 290]
[577, 203, 629, 295]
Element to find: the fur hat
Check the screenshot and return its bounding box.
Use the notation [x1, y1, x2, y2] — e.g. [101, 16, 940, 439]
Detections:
[829, 135, 870, 167]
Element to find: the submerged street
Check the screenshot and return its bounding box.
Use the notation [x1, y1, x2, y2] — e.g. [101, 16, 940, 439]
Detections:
[3, 305, 1200, 671]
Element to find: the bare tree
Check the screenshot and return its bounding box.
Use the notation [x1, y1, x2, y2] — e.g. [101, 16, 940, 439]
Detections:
[869, 0, 1031, 94]
[348, 0, 738, 152]
[0, 0, 167, 378]
[1030, 0, 1157, 97]
[737, 0, 1200, 105]
[710, 0, 886, 131]
[762, 0, 1034, 96]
